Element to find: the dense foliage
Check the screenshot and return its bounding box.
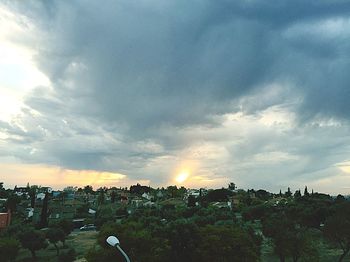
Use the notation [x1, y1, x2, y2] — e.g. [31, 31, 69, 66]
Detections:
[87, 206, 261, 262]
[1, 182, 350, 261]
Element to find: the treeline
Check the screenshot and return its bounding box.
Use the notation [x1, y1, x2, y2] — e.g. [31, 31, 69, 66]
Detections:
[86, 206, 261, 262]
[242, 192, 350, 262]
[0, 219, 75, 261]
[1, 181, 350, 261]
[86, 188, 350, 262]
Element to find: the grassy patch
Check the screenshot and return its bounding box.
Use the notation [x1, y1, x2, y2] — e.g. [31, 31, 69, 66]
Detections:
[15, 231, 97, 262]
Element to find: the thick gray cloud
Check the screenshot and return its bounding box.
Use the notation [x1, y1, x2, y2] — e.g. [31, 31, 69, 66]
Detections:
[1, 0, 350, 192]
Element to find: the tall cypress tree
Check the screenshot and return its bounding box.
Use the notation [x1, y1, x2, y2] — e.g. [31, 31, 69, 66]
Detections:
[29, 187, 36, 208]
[39, 192, 49, 228]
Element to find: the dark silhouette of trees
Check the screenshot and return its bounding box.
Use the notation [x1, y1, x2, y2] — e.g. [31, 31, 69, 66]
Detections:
[166, 186, 186, 198]
[294, 190, 301, 199]
[97, 191, 105, 206]
[187, 195, 196, 207]
[29, 186, 36, 208]
[262, 213, 318, 262]
[285, 187, 292, 197]
[5, 194, 20, 212]
[0, 237, 20, 262]
[51, 219, 74, 247]
[96, 221, 169, 262]
[0, 182, 8, 198]
[130, 183, 150, 195]
[228, 182, 236, 191]
[195, 225, 260, 262]
[47, 228, 65, 255]
[205, 188, 233, 202]
[19, 229, 48, 259]
[255, 189, 271, 201]
[39, 192, 49, 228]
[242, 204, 270, 221]
[83, 185, 94, 195]
[324, 203, 350, 262]
[60, 191, 68, 205]
[110, 190, 116, 203]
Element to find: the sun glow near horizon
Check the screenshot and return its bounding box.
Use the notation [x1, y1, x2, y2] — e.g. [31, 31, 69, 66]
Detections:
[175, 170, 190, 184]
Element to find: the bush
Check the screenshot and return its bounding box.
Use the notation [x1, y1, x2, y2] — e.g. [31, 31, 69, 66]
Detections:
[0, 237, 20, 262]
[58, 248, 76, 262]
[85, 246, 117, 262]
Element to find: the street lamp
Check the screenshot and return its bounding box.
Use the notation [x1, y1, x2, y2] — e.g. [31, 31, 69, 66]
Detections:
[106, 236, 131, 262]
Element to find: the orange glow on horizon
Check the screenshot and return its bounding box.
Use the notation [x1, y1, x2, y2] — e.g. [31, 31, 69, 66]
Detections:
[0, 163, 131, 189]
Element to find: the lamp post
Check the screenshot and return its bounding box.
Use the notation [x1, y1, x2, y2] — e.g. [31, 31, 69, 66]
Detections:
[106, 236, 131, 262]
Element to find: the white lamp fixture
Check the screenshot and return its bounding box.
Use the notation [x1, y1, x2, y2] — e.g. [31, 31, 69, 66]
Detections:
[106, 235, 131, 262]
[106, 235, 120, 247]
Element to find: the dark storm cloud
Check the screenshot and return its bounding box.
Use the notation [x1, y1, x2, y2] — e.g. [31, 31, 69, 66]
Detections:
[7, 0, 350, 127]
[2, 0, 350, 190]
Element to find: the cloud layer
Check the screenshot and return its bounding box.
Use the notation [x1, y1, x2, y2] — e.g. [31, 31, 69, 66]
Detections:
[1, 0, 350, 192]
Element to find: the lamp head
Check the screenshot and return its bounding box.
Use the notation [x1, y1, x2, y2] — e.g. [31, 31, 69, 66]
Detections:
[106, 236, 120, 247]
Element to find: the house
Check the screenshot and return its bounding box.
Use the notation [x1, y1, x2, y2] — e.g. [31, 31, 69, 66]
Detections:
[36, 193, 46, 200]
[39, 187, 52, 194]
[119, 191, 129, 205]
[14, 186, 30, 193]
[131, 196, 143, 208]
[14, 186, 30, 197]
[269, 197, 288, 206]
[142, 192, 152, 200]
[156, 191, 164, 198]
[230, 195, 240, 208]
[187, 189, 200, 197]
[143, 201, 156, 208]
[199, 188, 208, 196]
[212, 202, 230, 209]
[26, 207, 34, 218]
[88, 208, 96, 215]
[0, 211, 11, 230]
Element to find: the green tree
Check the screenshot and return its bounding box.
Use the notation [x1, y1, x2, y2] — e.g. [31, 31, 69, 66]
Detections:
[47, 228, 66, 255]
[0, 237, 20, 262]
[54, 219, 74, 246]
[0, 182, 8, 198]
[335, 194, 346, 203]
[39, 192, 49, 228]
[84, 185, 94, 195]
[85, 246, 116, 262]
[167, 186, 179, 198]
[294, 190, 301, 198]
[187, 195, 196, 207]
[165, 219, 199, 262]
[263, 213, 318, 262]
[97, 221, 169, 262]
[60, 191, 68, 204]
[19, 229, 48, 259]
[5, 194, 21, 212]
[29, 186, 36, 208]
[194, 225, 260, 262]
[205, 188, 233, 202]
[58, 248, 76, 262]
[97, 191, 105, 206]
[324, 215, 350, 262]
[228, 182, 236, 191]
[56, 219, 73, 234]
[110, 190, 116, 203]
[285, 187, 292, 197]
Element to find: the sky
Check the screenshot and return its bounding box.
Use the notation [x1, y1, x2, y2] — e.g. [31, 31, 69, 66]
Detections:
[1, 0, 350, 194]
